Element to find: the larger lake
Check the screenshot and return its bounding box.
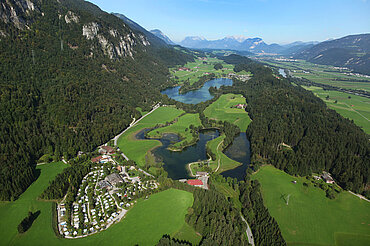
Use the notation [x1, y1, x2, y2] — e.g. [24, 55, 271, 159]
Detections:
[161, 78, 233, 104]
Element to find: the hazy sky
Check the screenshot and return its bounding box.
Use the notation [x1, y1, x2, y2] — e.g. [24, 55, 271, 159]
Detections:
[88, 0, 370, 44]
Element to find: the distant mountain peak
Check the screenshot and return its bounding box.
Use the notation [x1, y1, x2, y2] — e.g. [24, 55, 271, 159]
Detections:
[225, 35, 248, 42]
[150, 29, 175, 45]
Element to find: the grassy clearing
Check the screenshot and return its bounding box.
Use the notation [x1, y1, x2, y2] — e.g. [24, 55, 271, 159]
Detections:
[135, 107, 149, 116]
[9, 187, 194, 246]
[171, 57, 235, 85]
[0, 162, 68, 246]
[171, 221, 202, 245]
[147, 113, 201, 150]
[303, 86, 370, 134]
[204, 93, 252, 132]
[252, 165, 370, 246]
[207, 135, 241, 173]
[117, 107, 184, 166]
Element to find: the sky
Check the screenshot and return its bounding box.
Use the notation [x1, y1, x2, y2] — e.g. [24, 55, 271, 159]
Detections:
[88, 0, 370, 44]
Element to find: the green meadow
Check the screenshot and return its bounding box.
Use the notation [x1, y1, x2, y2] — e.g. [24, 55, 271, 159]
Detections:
[147, 113, 202, 150]
[206, 135, 241, 173]
[252, 165, 370, 246]
[303, 86, 370, 134]
[0, 162, 196, 246]
[117, 107, 184, 166]
[204, 93, 252, 132]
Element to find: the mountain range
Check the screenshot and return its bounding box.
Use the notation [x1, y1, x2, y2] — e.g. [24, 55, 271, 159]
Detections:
[294, 34, 370, 75]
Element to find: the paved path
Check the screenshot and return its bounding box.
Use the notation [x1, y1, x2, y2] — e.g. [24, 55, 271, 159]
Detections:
[214, 140, 224, 172]
[113, 103, 161, 147]
[349, 191, 370, 202]
[240, 214, 255, 246]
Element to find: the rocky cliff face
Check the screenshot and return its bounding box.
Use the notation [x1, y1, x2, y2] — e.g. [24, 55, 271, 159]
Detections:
[0, 0, 39, 30]
[0, 0, 150, 59]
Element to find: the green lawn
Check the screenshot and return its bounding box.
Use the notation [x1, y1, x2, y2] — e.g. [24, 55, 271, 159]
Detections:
[207, 135, 241, 173]
[252, 165, 370, 246]
[171, 57, 235, 85]
[204, 93, 252, 132]
[0, 163, 196, 246]
[117, 107, 184, 166]
[0, 162, 69, 246]
[303, 86, 370, 134]
[147, 113, 202, 150]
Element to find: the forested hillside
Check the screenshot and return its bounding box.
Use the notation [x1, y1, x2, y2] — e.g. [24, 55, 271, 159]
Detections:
[220, 55, 370, 197]
[295, 34, 370, 75]
[0, 0, 193, 201]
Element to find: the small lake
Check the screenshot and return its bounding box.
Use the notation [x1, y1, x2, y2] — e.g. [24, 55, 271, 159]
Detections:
[136, 129, 220, 180]
[221, 132, 251, 181]
[161, 78, 233, 104]
[279, 68, 287, 78]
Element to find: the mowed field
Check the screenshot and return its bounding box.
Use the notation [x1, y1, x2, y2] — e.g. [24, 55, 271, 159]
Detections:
[262, 59, 370, 92]
[252, 165, 370, 246]
[147, 113, 202, 149]
[117, 107, 184, 166]
[0, 162, 196, 246]
[204, 93, 252, 132]
[303, 86, 370, 134]
[207, 135, 241, 173]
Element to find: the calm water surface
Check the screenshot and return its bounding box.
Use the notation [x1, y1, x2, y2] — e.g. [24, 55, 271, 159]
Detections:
[221, 132, 251, 181]
[136, 129, 220, 180]
[161, 78, 233, 104]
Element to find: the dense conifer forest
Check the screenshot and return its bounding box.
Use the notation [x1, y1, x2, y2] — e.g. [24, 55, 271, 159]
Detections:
[0, 0, 193, 200]
[220, 54, 370, 197]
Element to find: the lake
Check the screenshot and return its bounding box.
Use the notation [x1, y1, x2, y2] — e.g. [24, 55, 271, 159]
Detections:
[221, 132, 251, 181]
[136, 129, 220, 180]
[161, 78, 233, 104]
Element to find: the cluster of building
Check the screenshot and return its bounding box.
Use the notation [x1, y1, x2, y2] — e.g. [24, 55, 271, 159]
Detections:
[57, 146, 158, 238]
[178, 67, 191, 71]
[180, 172, 209, 190]
[232, 103, 247, 109]
[228, 73, 251, 82]
[313, 171, 335, 184]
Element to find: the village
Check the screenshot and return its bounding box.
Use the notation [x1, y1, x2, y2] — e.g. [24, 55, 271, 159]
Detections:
[57, 146, 159, 238]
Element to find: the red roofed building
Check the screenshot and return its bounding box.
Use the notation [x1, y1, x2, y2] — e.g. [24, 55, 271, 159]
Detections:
[91, 156, 103, 163]
[187, 179, 203, 187]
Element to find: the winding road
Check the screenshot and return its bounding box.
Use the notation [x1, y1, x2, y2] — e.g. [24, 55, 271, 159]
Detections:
[112, 103, 161, 160]
[241, 214, 255, 246]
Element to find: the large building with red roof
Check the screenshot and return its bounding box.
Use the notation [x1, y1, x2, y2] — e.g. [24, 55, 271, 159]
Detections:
[187, 179, 203, 187]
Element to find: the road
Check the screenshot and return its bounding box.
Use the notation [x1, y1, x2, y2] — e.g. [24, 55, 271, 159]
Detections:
[240, 214, 255, 246]
[112, 103, 161, 160]
[214, 140, 224, 172]
[348, 191, 370, 202]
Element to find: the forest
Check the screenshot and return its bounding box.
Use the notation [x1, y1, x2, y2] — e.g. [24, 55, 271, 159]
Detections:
[0, 0, 194, 201]
[220, 54, 370, 197]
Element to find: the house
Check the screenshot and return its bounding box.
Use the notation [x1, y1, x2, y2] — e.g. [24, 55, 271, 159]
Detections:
[99, 146, 115, 155]
[91, 156, 102, 163]
[322, 172, 335, 184]
[187, 179, 203, 187]
[178, 67, 190, 71]
[106, 173, 123, 186]
[97, 180, 112, 190]
[235, 104, 247, 109]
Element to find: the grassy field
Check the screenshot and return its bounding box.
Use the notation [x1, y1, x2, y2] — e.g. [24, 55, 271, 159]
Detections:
[262, 59, 370, 92]
[303, 86, 370, 134]
[252, 165, 370, 246]
[171, 56, 251, 86]
[0, 162, 69, 246]
[147, 113, 202, 150]
[207, 135, 241, 173]
[0, 163, 196, 246]
[117, 107, 184, 166]
[204, 93, 252, 132]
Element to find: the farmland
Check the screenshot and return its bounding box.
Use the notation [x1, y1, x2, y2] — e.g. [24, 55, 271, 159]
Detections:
[171, 56, 251, 85]
[252, 165, 370, 246]
[303, 86, 370, 134]
[204, 93, 252, 132]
